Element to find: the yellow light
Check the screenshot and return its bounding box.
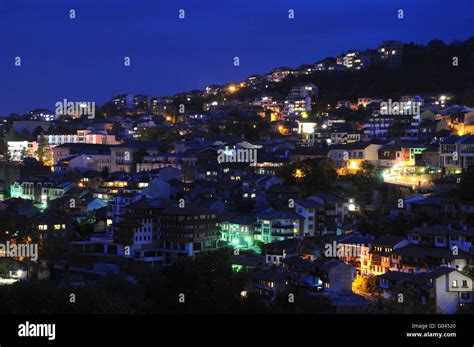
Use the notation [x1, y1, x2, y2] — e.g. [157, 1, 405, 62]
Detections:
[293, 169, 305, 179]
[348, 161, 359, 170]
[228, 85, 238, 93]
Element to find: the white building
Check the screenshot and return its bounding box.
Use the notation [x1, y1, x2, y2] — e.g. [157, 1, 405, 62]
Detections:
[40, 130, 120, 147]
[7, 141, 38, 162]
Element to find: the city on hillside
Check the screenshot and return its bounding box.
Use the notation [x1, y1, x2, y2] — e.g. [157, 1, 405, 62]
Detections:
[1, 14, 474, 319]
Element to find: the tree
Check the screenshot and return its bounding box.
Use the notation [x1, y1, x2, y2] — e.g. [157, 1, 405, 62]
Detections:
[459, 166, 474, 201]
[35, 133, 52, 166]
[4, 127, 21, 142]
[353, 275, 379, 294]
[20, 147, 28, 162]
[111, 122, 124, 136]
[373, 282, 435, 314]
[276, 158, 337, 196]
[461, 265, 474, 278]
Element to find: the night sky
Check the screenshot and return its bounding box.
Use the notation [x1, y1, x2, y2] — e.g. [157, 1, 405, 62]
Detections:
[0, 0, 472, 115]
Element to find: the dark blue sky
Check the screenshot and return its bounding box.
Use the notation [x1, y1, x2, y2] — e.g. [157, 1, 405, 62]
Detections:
[0, 0, 472, 115]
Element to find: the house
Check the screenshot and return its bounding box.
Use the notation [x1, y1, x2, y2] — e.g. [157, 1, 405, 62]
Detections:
[313, 258, 356, 293]
[52, 144, 112, 171]
[32, 214, 75, 252]
[369, 235, 407, 275]
[378, 267, 473, 314]
[219, 214, 256, 249]
[337, 233, 374, 276]
[55, 154, 100, 173]
[293, 198, 325, 236]
[439, 134, 474, 174]
[281, 256, 318, 290]
[393, 225, 473, 273]
[262, 239, 320, 266]
[249, 267, 288, 300]
[308, 192, 354, 232]
[110, 141, 166, 173]
[327, 142, 383, 174]
[255, 210, 304, 244]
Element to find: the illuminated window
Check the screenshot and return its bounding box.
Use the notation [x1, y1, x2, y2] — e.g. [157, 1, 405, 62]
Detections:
[54, 224, 61, 230]
[38, 225, 48, 231]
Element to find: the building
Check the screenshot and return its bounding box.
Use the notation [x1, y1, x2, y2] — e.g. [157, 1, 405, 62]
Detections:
[7, 141, 38, 162]
[376, 40, 404, 69]
[255, 210, 304, 244]
[40, 130, 121, 147]
[393, 225, 473, 273]
[249, 267, 288, 300]
[337, 233, 374, 276]
[308, 192, 355, 232]
[219, 214, 256, 250]
[293, 198, 325, 236]
[155, 206, 221, 264]
[313, 258, 356, 293]
[266, 67, 293, 83]
[336, 50, 369, 70]
[137, 153, 198, 182]
[282, 84, 318, 118]
[110, 141, 166, 173]
[369, 235, 407, 275]
[52, 144, 112, 172]
[263, 239, 320, 266]
[378, 267, 473, 314]
[327, 142, 383, 175]
[439, 134, 474, 174]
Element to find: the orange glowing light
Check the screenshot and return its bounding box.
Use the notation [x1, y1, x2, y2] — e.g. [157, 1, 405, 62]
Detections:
[348, 161, 360, 170]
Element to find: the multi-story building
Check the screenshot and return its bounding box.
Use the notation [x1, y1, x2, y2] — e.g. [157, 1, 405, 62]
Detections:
[156, 206, 221, 264]
[7, 141, 38, 162]
[254, 210, 303, 244]
[308, 192, 355, 232]
[52, 143, 112, 171]
[293, 198, 325, 236]
[28, 109, 57, 122]
[282, 84, 318, 119]
[378, 267, 473, 314]
[375, 40, 404, 69]
[10, 180, 75, 205]
[111, 94, 133, 112]
[336, 50, 369, 70]
[219, 214, 256, 249]
[137, 153, 198, 182]
[327, 142, 383, 174]
[337, 233, 374, 276]
[369, 235, 407, 275]
[40, 130, 121, 147]
[266, 67, 293, 83]
[365, 101, 420, 140]
[439, 134, 474, 174]
[106, 193, 144, 237]
[393, 225, 473, 273]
